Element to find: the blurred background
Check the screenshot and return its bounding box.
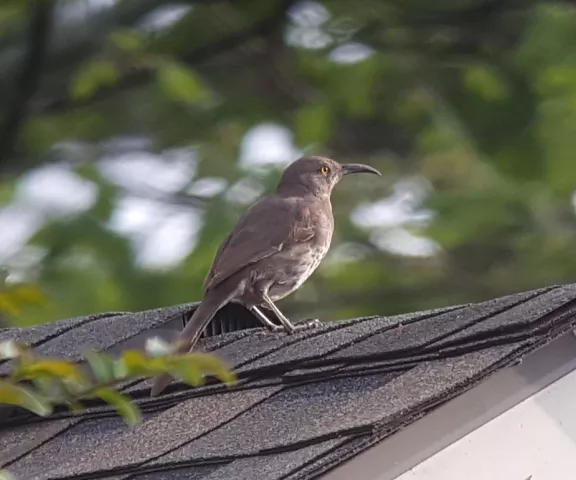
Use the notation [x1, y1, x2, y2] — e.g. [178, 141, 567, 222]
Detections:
[1, 0, 576, 327]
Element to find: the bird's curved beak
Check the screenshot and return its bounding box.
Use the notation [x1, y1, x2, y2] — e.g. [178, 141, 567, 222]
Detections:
[341, 163, 382, 176]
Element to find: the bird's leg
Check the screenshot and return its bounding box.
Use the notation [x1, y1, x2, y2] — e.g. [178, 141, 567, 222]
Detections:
[262, 295, 296, 333]
[262, 293, 321, 334]
[249, 306, 284, 332]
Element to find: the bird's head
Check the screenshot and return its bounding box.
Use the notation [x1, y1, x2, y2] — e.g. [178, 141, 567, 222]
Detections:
[277, 156, 381, 197]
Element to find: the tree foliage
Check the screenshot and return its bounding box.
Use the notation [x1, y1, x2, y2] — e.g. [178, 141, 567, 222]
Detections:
[0, 0, 576, 329]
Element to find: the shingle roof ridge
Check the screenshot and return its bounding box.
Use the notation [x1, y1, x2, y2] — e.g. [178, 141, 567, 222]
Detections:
[228, 286, 556, 376]
[1, 284, 563, 426]
[109, 304, 466, 400]
[8, 283, 563, 428]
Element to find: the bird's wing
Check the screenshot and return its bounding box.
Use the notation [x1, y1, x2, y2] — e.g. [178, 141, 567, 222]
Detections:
[202, 195, 315, 292]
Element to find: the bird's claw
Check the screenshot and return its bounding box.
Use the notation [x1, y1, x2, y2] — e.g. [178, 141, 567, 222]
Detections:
[256, 324, 284, 336]
[300, 318, 322, 329]
[290, 318, 322, 332]
[258, 318, 322, 335]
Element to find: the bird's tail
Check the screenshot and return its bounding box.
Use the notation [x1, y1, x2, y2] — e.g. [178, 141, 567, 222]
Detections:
[149, 295, 225, 397]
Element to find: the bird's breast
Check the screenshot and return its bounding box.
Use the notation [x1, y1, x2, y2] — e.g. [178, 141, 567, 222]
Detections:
[267, 221, 332, 300]
[255, 195, 334, 302]
[267, 246, 329, 301]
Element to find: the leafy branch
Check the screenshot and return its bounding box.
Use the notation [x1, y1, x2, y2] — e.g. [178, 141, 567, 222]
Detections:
[0, 336, 236, 423]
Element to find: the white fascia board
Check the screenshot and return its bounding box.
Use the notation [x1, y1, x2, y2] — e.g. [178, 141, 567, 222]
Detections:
[398, 367, 576, 480]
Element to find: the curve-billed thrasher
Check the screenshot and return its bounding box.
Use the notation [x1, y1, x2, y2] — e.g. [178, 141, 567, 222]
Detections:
[150, 156, 381, 396]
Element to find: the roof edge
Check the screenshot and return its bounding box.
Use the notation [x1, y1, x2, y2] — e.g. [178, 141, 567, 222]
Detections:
[320, 329, 576, 480]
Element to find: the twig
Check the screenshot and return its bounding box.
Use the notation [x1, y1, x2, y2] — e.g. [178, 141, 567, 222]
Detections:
[34, 0, 296, 115]
[0, 0, 55, 172]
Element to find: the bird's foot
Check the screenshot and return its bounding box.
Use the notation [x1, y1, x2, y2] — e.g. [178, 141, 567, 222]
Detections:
[276, 318, 322, 334]
[256, 318, 322, 336]
[269, 324, 286, 333]
[255, 323, 285, 336]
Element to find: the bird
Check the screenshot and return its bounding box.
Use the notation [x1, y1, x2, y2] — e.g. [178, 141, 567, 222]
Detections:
[150, 155, 381, 396]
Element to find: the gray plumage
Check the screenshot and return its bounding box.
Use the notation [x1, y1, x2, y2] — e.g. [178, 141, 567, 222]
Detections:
[150, 155, 380, 396]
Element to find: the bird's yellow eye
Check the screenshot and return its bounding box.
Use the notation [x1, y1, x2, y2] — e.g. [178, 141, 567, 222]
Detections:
[320, 166, 330, 176]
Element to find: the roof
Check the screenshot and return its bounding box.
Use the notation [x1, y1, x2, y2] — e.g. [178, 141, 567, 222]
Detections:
[2, 283, 576, 480]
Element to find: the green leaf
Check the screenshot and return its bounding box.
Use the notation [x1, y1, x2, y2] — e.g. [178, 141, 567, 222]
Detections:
[112, 357, 129, 379]
[121, 350, 150, 376]
[463, 65, 509, 102]
[536, 66, 576, 95]
[0, 380, 52, 416]
[9, 284, 46, 306]
[172, 361, 203, 387]
[0, 180, 16, 205]
[95, 387, 141, 425]
[0, 469, 16, 480]
[84, 350, 116, 383]
[175, 353, 236, 386]
[15, 360, 82, 382]
[156, 63, 207, 104]
[71, 60, 119, 101]
[0, 283, 47, 317]
[109, 30, 144, 52]
[0, 4, 22, 35]
[30, 376, 56, 395]
[294, 103, 333, 146]
[60, 376, 87, 395]
[121, 350, 164, 377]
[0, 284, 45, 317]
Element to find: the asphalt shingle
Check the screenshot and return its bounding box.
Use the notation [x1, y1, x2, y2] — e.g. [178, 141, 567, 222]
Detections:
[1, 284, 574, 480]
[8, 417, 142, 479]
[128, 467, 219, 480]
[155, 344, 521, 465]
[31, 303, 197, 362]
[42, 387, 281, 479]
[437, 284, 576, 345]
[319, 286, 553, 362]
[197, 438, 345, 480]
[237, 305, 466, 373]
[0, 418, 75, 466]
[0, 312, 124, 347]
